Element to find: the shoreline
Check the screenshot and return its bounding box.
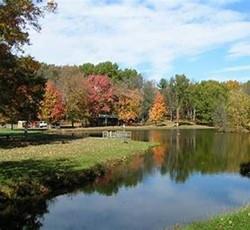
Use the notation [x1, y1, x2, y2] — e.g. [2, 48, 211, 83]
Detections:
[0, 138, 154, 204]
[48, 124, 215, 133]
[181, 205, 250, 230]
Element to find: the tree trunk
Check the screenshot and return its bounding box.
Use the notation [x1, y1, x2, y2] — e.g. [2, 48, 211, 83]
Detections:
[71, 120, 74, 128]
[24, 121, 28, 137]
[176, 107, 180, 127]
[11, 123, 14, 130]
[193, 108, 196, 122]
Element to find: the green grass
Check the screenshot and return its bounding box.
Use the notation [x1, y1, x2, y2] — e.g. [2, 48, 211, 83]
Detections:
[0, 129, 85, 148]
[0, 128, 41, 134]
[0, 137, 153, 198]
[182, 206, 250, 230]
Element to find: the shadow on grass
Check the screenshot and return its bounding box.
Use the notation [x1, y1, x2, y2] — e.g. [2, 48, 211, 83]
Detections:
[0, 132, 91, 149]
[0, 158, 75, 183]
[0, 159, 81, 199]
[0, 157, 106, 200]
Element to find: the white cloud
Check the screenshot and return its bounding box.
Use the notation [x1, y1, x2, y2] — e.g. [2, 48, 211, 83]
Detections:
[25, 0, 250, 80]
[214, 64, 250, 73]
[228, 42, 250, 57]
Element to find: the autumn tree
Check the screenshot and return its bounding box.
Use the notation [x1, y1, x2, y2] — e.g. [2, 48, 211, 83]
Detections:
[59, 74, 88, 127]
[0, 56, 45, 127]
[87, 75, 116, 122]
[224, 80, 240, 91]
[116, 88, 142, 124]
[149, 91, 167, 123]
[242, 81, 250, 95]
[40, 81, 65, 124]
[226, 91, 250, 130]
[0, 1, 46, 126]
[0, 0, 41, 51]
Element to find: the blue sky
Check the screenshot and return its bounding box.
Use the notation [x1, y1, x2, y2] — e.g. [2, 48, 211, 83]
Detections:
[26, 0, 250, 82]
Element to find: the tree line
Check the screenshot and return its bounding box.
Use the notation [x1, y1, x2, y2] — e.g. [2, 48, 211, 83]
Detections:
[36, 64, 250, 131]
[0, 0, 249, 131]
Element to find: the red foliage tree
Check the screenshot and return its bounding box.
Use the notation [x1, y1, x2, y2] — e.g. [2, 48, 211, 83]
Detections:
[40, 80, 65, 123]
[87, 75, 116, 119]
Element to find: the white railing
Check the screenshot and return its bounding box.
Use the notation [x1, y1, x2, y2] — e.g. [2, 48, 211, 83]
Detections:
[102, 131, 132, 140]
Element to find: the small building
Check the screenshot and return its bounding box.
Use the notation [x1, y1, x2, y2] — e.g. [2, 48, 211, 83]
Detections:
[17, 121, 26, 129]
[97, 114, 118, 126]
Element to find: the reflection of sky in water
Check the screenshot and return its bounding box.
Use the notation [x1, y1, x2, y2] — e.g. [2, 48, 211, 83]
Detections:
[41, 172, 250, 230]
[39, 130, 250, 229]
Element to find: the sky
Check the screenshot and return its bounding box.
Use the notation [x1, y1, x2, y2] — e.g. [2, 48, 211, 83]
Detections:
[25, 0, 250, 82]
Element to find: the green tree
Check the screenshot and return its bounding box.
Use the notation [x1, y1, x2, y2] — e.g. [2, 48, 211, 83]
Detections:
[191, 81, 227, 124]
[169, 74, 190, 126]
[118, 68, 143, 89]
[80, 63, 96, 76]
[81, 61, 143, 88]
[95, 61, 119, 80]
[140, 81, 157, 122]
[157, 78, 168, 90]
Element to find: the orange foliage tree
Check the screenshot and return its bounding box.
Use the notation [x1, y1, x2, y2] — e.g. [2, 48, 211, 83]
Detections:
[116, 88, 142, 124]
[40, 80, 65, 123]
[149, 91, 167, 123]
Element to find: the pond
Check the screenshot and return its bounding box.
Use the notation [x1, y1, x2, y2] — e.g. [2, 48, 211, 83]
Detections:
[1, 129, 250, 229]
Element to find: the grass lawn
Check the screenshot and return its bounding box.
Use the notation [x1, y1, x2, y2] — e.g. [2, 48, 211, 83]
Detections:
[182, 206, 250, 230]
[0, 136, 153, 199]
[0, 128, 42, 134]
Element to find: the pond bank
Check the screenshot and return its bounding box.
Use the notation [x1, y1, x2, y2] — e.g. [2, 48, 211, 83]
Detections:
[0, 137, 154, 204]
[181, 205, 250, 230]
[48, 124, 215, 134]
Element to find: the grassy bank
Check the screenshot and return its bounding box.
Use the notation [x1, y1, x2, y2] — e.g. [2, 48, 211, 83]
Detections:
[0, 137, 153, 201]
[182, 206, 250, 230]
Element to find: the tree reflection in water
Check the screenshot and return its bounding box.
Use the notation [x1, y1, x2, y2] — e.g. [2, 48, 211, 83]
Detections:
[0, 197, 48, 230]
[240, 162, 250, 178]
[1, 130, 250, 229]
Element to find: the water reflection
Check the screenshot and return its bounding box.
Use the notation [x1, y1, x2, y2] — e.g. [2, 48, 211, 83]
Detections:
[240, 162, 250, 178]
[0, 197, 48, 230]
[1, 130, 250, 229]
[134, 129, 250, 183]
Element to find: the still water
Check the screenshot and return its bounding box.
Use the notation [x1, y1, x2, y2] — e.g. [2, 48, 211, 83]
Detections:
[3, 129, 250, 230]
